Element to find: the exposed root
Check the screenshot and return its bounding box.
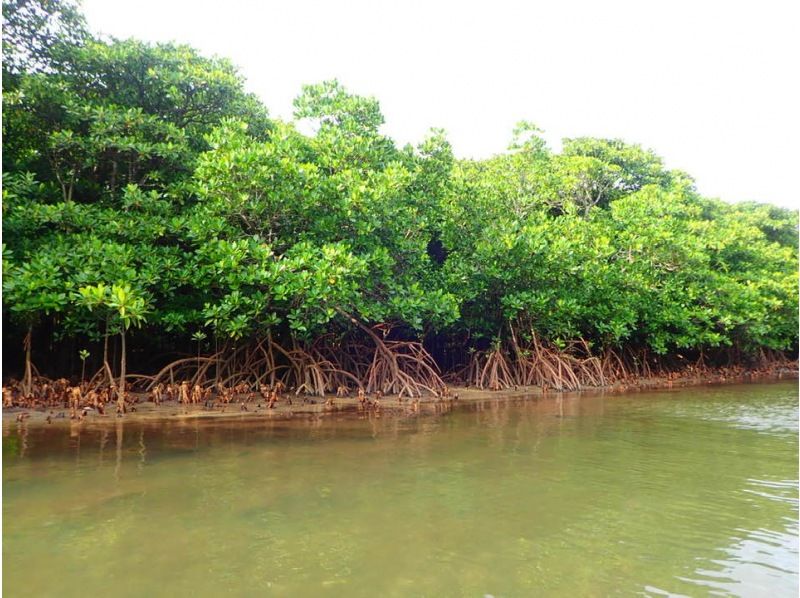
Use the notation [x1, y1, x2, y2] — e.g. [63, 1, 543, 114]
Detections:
[469, 333, 608, 391]
[363, 339, 444, 397]
[336, 310, 446, 398]
[6, 322, 796, 411]
[467, 348, 515, 390]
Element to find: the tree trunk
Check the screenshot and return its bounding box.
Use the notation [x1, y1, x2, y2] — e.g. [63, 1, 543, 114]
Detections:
[117, 330, 126, 413]
[22, 324, 33, 397]
[103, 316, 114, 388]
[214, 337, 220, 385]
[268, 330, 276, 387]
[110, 160, 118, 198]
[111, 331, 117, 377]
[103, 319, 109, 363]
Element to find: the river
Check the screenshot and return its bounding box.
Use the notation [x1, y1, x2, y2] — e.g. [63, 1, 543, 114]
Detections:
[3, 381, 797, 596]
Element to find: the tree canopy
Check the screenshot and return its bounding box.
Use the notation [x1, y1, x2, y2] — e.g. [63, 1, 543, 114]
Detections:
[3, 0, 797, 392]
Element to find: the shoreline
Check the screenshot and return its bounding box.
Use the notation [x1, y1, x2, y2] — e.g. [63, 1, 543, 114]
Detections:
[4, 366, 796, 427]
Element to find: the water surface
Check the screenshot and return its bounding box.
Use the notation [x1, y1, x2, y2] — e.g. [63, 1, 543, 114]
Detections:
[3, 382, 798, 596]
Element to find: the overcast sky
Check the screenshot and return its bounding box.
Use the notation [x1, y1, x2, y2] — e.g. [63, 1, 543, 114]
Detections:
[82, 0, 798, 210]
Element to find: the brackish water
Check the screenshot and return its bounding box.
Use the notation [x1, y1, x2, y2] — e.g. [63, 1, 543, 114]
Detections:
[3, 382, 798, 597]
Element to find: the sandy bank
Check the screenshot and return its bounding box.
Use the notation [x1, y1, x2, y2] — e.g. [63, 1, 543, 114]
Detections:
[4, 367, 796, 428]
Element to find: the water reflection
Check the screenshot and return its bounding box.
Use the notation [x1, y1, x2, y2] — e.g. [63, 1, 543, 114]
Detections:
[3, 381, 798, 597]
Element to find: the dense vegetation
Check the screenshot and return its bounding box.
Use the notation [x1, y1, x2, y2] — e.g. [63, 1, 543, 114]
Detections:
[3, 1, 797, 404]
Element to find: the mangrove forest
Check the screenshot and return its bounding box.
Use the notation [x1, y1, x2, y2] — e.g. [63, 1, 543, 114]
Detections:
[2, 0, 798, 414]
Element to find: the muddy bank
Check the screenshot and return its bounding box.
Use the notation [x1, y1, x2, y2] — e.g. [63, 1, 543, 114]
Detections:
[4, 366, 796, 427]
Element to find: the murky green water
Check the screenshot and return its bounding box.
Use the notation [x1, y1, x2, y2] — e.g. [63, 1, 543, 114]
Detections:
[3, 382, 798, 597]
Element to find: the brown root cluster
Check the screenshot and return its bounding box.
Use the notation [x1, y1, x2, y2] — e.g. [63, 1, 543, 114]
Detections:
[3, 377, 122, 418]
[462, 334, 605, 391]
[4, 326, 796, 416]
[144, 323, 446, 399]
[458, 333, 798, 393]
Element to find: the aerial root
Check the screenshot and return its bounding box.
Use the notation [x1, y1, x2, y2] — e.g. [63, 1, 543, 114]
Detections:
[467, 333, 613, 392]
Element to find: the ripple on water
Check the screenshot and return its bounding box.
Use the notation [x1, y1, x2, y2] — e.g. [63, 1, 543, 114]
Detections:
[2, 381, 798, 597]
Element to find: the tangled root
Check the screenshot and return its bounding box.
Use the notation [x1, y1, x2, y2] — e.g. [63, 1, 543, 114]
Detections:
[466, 349, 516, 390]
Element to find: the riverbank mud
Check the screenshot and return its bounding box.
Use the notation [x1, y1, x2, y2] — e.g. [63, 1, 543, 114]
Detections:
[4, 365, 796, 427]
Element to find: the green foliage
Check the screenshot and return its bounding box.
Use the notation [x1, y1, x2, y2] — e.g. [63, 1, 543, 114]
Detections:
[2, 1, 797, 376]
[294, 79, 384, 134]
[77, 282, 147, 329]
[2, 0, 88, 77]
[440, 126, 797, 354]
[3, 250, 69, 325]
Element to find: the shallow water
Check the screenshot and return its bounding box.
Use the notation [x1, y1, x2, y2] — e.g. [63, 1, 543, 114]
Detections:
[3, 382, 798, 597]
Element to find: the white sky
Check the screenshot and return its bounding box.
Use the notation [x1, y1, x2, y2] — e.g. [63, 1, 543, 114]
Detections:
[82, 0, 799, 210]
